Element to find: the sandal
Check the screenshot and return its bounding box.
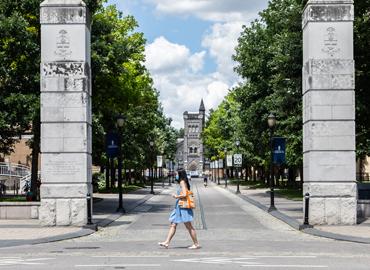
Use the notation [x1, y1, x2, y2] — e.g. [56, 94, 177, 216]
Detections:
[158, 242, 169, 249]
[188, 244, 201, 249]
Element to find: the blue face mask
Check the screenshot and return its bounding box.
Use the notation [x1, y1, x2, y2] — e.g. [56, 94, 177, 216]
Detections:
[175, 175, 179, 181]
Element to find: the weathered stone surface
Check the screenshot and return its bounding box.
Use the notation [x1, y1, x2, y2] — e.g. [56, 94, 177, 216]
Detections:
[39, 199, 56, 226]
[340, 197, 357, 224]
[40, 184, 88, 198]
[41, 25, 90, 62]
[303, 90, 355, 122]
[40, 0, 92, 226]
[308, 196, 357, 225]
[303, 182, 357, 197]
[42, 62, 88, 77]
[40, 7, 87, 24]
[302, 0, 356, 225]
[41, 92, 90, 122]
[303, 151, 355, 182]
[303, 121, 355, 151]
[56, 199, 71, 226]
[41, 153, 90, 183]
[303, 23, 353, 61]
[71, 199, 87, 226]
[41, 77, 88, 93]
[309, 197, 325, 225]
[303, 4, 354, 28]
[41, 122, 91, 153]
[303, 59, 355, 92]
[31, 206, 39, 219]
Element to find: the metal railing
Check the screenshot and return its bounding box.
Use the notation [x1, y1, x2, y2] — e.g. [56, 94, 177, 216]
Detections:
[0, 162, 30, 178]
[0, 162, 31, 195]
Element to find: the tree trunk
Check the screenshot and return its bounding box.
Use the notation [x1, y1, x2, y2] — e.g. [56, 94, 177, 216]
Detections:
[287, 167, 295, 188]
[105, 158, 110, 189]
[30, 114, 40, 201]
[110, 158, 115, 188]
[299, 164, 304, 188]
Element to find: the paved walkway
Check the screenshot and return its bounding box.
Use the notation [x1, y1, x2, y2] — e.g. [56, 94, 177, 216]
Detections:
[211, 178, 370, 244]
[0, 184, 165, 248]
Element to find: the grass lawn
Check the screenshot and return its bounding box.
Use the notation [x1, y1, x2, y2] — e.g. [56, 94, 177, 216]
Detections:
[0, 196, 27, 202]
[98, 183, 146, 194]
[228, 179, 303, 200]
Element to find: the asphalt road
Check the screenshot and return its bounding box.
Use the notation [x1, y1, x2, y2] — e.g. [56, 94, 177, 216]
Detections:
[0, 178, 369, 269]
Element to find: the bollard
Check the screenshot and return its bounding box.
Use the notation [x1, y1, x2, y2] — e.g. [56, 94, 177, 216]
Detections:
[87, 193, 92, 225]
[304, 193, 310, 225]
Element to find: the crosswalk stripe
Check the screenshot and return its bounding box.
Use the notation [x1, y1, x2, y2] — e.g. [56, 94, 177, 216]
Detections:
[75, 264, 161, 267]
[242, 265, 327, 268]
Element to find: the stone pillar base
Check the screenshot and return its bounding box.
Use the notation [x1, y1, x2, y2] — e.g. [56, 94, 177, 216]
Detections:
[39, 198, 87, 226]
[303, 183, 357, 225]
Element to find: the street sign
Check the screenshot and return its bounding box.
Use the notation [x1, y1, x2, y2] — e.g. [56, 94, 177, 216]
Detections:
[233, 154, 242, 167]
[218, 159, 223, 169]
[157, 155, 163, 168]
[273, 137, 286, 165]
[226, 155, 233, 167]
[105, 132, 119, 158]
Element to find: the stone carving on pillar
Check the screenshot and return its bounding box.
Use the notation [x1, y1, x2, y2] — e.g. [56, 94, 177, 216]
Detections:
[39, 0, 92, 226]
[302, 0, 356, 225]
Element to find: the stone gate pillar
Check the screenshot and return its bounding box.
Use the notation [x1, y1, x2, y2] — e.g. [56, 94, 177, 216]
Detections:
[303, 0, 356, 225]
[39, 0, 92, 226]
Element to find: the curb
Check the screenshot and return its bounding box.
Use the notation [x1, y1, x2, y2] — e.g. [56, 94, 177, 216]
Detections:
[216, 184, 370, 245]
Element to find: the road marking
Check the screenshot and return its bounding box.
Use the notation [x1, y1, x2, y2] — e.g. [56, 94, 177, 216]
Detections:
[75, 264, 161, 267]
[92, 255, 169, 258]
[0, 257, 54, 266]
[173, 257, 327, 268]
[242, 265, 327, 268]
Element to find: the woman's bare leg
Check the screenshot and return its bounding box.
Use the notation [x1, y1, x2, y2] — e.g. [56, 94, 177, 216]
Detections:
[163, 223, 177, 245]
[184, 222, 199, 246]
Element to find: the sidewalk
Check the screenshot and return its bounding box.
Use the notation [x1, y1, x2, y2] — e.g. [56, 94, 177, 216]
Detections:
[212, 178, 370, 244]
[0, 184, 165, 248]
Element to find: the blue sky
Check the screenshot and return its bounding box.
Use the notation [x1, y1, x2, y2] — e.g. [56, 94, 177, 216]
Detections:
[106, 0, 269, 128]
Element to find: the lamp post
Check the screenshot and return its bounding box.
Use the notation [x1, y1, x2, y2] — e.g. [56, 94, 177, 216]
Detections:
[149, 141, 155, 194]
[168, 157, 172, 186]
[116, 115, 125, 213]
[268, 113, 276, 211]
[235, 139, 241, 194]
[224, 147, 228, 188]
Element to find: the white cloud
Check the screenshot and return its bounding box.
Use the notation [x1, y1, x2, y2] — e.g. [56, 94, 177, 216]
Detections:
[145, 36, 206, 73]
[141, 0, 269, 128]
[146, 37, 231, 128]
[202, 21, 244, 83]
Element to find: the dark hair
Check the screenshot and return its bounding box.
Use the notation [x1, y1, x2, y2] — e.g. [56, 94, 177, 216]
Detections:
[177, 169, 190, 190]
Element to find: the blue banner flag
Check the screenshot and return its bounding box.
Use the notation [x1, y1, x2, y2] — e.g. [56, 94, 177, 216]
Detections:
[106, 132, 119, 158]
[273, 137, 286, 165]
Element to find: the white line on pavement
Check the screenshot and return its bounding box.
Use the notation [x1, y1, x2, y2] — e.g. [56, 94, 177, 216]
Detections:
[91, 255, 169, 258]
[242, 265, 327, 268]
[75, 264, 161, 267]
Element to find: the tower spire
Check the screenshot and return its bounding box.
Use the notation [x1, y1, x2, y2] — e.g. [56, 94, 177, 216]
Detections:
[199, 99, 205, 112]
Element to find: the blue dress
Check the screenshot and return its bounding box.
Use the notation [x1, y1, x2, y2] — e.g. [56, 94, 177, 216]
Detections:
[169, 186, 194, 224]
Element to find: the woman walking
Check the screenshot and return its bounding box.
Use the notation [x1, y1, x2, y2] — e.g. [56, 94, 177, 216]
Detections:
[158, 169, 200, 249]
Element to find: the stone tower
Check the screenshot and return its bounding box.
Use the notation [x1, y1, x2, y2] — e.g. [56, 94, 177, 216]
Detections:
[39, 0, 92, 226]
[302, 0, 356, 225]
[183, 100, 206, 175]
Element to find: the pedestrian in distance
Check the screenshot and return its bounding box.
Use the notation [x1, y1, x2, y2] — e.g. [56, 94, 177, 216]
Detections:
[158, 169, 200, 249]
[203, 174, 208, 187]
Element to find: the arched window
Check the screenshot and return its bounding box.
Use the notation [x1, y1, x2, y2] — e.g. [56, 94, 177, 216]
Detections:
[194, 147, 197, 153]
[189, 147, 193, 153]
